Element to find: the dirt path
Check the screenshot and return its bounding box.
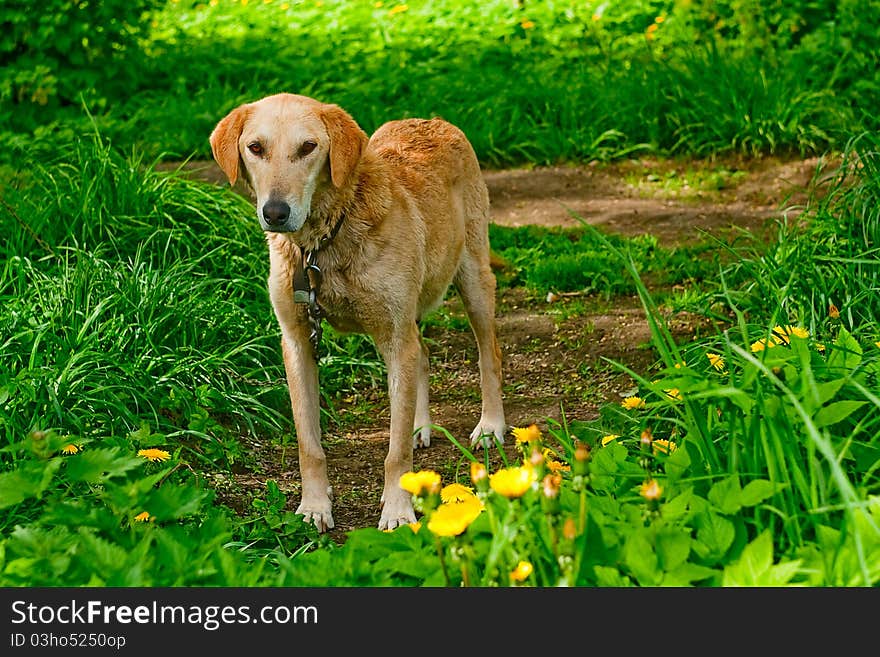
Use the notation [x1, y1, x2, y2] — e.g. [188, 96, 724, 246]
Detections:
[179, 154, 829, 540]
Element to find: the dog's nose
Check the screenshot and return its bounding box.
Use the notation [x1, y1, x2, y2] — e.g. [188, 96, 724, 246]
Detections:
[262, 200, 291, 226]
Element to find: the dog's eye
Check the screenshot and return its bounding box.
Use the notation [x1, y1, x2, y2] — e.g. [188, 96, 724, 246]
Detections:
[247, 142, 263, 156]
[299, 140, 317, 157]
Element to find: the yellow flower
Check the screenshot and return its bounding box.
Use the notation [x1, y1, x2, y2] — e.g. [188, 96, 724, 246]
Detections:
[655, 15, 665, 23]
[652, 439, 677, 455]
[489, 465, 536, 498]
[470, 461, 488, 485]
[512, 424, 541, 444]
[621, 396, 645, 410]
[61, 444, 80, 455]
[592, 13, 601, 21]
[408, 521, 421, 533]
[639, 479, 663, 501]
[389, 3, 408, 15]
[510, 560, 533, 582]
[601, 434, 620, 446]
[440, 482, 477, 504]
[399, 470, 441, 496]
[541, 447, 570, 473]
[875, 341, 880, 349]
[137, 448, 170, 462]
[829, 303, 840, 319]
[816, 342, 826, 352]
[520, 20, 535, 29]
[674, 361, 686, 368]
[664, 388, 682, 401]
[750, 336, 780, 352]
[373, 0, 383, 6]
[772, 325, 809, 344]
[133, 511, 155, 523]
[707, 353, 725, 372]
[426, 498, 482, 537]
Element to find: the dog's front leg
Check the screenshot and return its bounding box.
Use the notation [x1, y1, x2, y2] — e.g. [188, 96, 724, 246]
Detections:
[280, 333, 333, 532]
[269, 247, 333, 533]
[376, 322, 421, 530]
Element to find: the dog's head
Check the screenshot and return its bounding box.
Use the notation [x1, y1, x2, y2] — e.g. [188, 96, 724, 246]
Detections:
[209, 93, 367, 233]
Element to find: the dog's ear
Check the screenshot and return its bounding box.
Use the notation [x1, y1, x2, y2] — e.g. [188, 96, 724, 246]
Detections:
[209, 104, 252, 186]
[320, 104, 368, 188]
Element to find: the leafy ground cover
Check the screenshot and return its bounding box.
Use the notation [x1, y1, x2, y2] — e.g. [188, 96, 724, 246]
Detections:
[1, 1, 879, 586]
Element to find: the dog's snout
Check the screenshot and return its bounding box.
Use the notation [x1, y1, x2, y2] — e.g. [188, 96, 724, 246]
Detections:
[262, 199, 291, 226]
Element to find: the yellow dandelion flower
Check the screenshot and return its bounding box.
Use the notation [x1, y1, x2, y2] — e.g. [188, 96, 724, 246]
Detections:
[441, 482, 477, 504]
[373, 0, 383, 6]
[389, 3, 408, 15]
[875, 341, 880, 349]
[512, 424, 542, 444]
[520, 20, 535, 29]
[655, 15, 665, 23]
[137, 448, 170, 462]
[399, 470, 441, 496]
[546, 458, 570, 473]
[489, 465, 536, 498]
[562, 517, 577, 540]
[829, 303, 840, 319]
[816, 342, 826, 352]
[426, 498, 482, 537]
[470, 461, 488, 484]
[408, 521, 421, 533]
[510, 560, 533, 582]
[674, 361, 686, 368]
[646, 23, 659, 36]
[639, 479, 663, 501]
[601, 434, 620, 446]
[592, 13, 601, 22]
[664, 388, 682, 401]
[280, 1, 289, 8]
[652, 439, 677, 455]
[61, 444, 80, 455]
[133, 511, 155, 523]
[621, 396, 645, 410]
[707, 353, 725, 372]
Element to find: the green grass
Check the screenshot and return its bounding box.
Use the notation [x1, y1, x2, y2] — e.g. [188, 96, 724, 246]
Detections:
[4, 0, 877, 168]
[3, 1, 880, 587]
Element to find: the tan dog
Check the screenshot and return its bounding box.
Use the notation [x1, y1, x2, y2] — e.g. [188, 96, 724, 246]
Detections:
[209, 93, 506, 532]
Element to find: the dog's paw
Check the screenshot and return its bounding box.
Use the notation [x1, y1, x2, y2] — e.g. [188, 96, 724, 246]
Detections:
[296, 498, 335, 533]
[378, 490, 417, 531]
[469, 416, 508, 448]
[413, 425, 431, 449]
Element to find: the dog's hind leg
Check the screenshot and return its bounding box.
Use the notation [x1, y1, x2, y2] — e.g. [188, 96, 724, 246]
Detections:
[412, 337, 431, 448]
[454, 239, 507, 447]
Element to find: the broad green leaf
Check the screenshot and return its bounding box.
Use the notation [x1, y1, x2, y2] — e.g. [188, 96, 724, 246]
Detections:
[64, 448, 144, 483]
[623, 529, 661, 586]
[708, 475, 742, 515]
[827, 327, 862, 372]
[0, 459, 62, 509]
[656, 527, 691, 572]
[594, 566, 633, 587]
[813, 378, 847, 407]
[721, 530, 802, 586]
[814, 400, 867, 428]
[739, 479, 777, 507]
[694, 512, 736, 562]
[662, 562, 718, 586]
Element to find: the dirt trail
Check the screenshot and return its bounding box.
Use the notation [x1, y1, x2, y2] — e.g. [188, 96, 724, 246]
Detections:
[180, 154, 829, 539]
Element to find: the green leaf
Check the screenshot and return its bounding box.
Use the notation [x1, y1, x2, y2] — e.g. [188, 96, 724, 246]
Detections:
[694, 511, 736, 562]
[656, 527, 691, 572]
[0, 459, 62, 509]
[623, 528, 661, 586]
[707, 475, 742, 515]
[594, 566, 633, 587]
[739, 479, 777, 508]
[662, 562, 718, 586]
[722, 530, 801, 586]
[64, 448, 144, 483]
[814, 400, 867, 428]
[144, 484, 209, 521]
[827, 327, 862, 372]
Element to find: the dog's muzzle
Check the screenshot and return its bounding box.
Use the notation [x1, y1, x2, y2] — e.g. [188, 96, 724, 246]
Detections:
[259, 199, 306, 232]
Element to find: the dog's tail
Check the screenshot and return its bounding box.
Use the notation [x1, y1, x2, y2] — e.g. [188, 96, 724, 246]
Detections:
[489, 250, 508, 272]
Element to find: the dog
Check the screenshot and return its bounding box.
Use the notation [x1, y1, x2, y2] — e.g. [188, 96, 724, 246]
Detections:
[209, 93, 506, 532]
